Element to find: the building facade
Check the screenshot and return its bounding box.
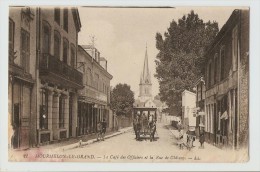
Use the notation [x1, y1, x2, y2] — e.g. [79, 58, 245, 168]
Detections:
[204, 9, 249, 149]
[181, 90, 196, 131]
[193, 77, 206, 137]
[8, 7, 83, 149]
[77, 45, 113, 136]
[9, 7, 37, 149]
[37, 7, 82, 145]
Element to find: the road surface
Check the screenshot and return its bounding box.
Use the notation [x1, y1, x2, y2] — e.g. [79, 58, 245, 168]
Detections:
[61, 123, 241, 162]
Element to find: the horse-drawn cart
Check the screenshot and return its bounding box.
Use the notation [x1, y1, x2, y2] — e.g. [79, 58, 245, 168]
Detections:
[133, 107, 157, 141]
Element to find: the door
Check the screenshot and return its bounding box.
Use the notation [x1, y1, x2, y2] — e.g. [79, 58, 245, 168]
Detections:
[12, 103, 20, 149]
[234, 90, 238, 149]
[12, 84, 30, 149]
[69, 95, 73, 137]
[20, 86, 30, 149]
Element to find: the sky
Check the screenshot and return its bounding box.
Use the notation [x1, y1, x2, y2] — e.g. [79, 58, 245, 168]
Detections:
[78, 7, 237, 98]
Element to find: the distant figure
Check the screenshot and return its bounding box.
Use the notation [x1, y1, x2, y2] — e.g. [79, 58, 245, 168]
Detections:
[148, 114, 154, 129]
[142, 113, 148, 134]
[101, 119, 107, 141]
[135, 114, 141, 141]
[199, 127, 205, 149]
[97, 121, 102, 141]
[133, 113, 140, 139]
[178, 128, 184, 149]
[150, 121, 157, 142]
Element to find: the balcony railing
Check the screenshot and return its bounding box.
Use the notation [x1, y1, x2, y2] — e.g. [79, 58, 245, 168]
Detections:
[40, 53, 83, 87]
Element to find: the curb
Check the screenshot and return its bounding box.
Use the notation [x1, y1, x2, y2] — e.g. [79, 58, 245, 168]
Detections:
[53, 127, 133, 152]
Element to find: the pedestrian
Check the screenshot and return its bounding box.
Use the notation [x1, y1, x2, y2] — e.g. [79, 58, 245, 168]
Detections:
[97, 121, 102, 141]
[133, 112, 140, 139]
[150, 121, 156, 142]
[178, 127, 184, 150]
[101, 119, 107, 141]
[199, 127, 205, 149]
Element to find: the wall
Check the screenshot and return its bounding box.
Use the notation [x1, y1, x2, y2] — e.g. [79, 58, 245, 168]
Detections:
[9, 7, 38, 148]
[37, 7, 80, 143]
[77, 46, 111, 105]
[182, 90, 196, 129]
[238, 10, 249, 148]
[40, 7, 77, 64]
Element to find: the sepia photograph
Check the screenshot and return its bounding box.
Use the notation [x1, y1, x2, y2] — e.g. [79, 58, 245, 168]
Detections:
[1, 0, 260, 171]
[6, 5, 250, 163]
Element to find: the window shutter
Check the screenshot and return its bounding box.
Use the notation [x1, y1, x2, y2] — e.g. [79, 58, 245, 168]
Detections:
[232, 25, 238, 71]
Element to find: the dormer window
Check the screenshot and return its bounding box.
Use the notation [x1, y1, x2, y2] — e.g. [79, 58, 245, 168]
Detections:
[54, 8, 60, 25]
[63, 8, 68, 32]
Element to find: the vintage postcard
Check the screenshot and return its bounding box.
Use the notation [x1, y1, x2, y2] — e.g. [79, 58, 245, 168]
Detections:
[7, 6, 249, 163]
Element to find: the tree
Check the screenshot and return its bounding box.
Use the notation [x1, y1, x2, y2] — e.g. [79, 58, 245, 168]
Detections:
[155, 10, 219, 116]
[110, 83, 135, 116]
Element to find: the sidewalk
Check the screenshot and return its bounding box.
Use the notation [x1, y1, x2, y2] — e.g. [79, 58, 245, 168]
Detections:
[165, 124, 221, 151]
[165, 124, 249, 162]
[51, 127, 133, 152]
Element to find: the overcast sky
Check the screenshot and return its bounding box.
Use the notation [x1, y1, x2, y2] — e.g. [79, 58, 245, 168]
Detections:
[78, 7, 238, 98]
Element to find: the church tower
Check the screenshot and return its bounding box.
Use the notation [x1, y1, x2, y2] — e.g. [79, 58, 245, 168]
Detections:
[139, 45, 152, 102]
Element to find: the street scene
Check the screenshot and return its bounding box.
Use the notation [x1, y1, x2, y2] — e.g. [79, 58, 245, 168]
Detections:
[8, 6, 249, 163]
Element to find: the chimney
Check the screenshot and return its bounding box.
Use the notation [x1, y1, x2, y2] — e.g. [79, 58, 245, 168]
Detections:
[100, 57, 107, 70]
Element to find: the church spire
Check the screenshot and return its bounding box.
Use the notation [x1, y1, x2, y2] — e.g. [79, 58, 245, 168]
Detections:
[139, 44, 152, 99]
[140, 45, 151, 85]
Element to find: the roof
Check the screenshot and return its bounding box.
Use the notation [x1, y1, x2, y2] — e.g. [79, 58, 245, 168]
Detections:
[134, 98, 164, 108]
[193, 76, 205, 87]
[100, 57, 106, 61]
[78, 45, 113, 79]
[133, 107, 157, 110]
[81, 45, 94, 49]
[72, 8, 81, 32]
[153, 99, 163, 107]
[182, 89, 196, 96]
[205, 9, 240, 57]
[134, 99, 143, 107]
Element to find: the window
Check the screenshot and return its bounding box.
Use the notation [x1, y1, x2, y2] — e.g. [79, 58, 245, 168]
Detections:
[202, 84, 205, 99]
[197, 84, 201, 101]
[40, 89, 48, 129]
[43, 22, 51, 53]
[9, 19, 15, 62]
[70, 44, 75, 68]
[214, 54, 218, 83]
[54, 8, 60, 24]
[59, 96, 65, 128]
[94, 73, 99, 89]
[21, 29, 30, 72]
[232, 25, 238, 71]
[54, 31, 61, 59]
[87, 68, 92, 86]
[63, 8, 68, 32]
[63, 38, 69, 64]
[208, 62, 212, 87]
[220, 47, 225, 80]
